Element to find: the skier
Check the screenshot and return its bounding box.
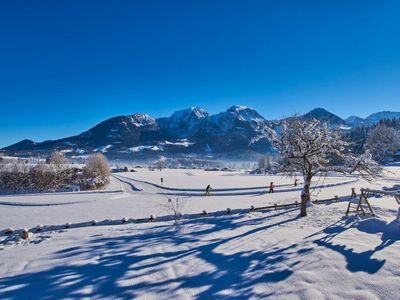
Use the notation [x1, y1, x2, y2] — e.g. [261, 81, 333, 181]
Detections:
[161, 177, 164, 185]
[294, 179, 299, 187]
[205, 184, 212, 196]
[269, 182, 275, 193]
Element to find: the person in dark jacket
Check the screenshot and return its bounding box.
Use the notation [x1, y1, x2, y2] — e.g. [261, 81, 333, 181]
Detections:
[205, 184, 212, 196]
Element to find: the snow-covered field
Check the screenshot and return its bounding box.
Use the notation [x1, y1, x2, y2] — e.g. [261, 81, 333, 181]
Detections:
[0, 168, 399, 299]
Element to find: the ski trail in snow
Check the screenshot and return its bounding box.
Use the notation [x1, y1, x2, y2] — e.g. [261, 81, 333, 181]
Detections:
[115, 174, 358, 197]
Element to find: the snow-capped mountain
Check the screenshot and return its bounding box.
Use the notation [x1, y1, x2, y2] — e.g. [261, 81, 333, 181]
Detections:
[157, 107, 209, 138]
[78, 113, 160, 147]
[3, 106, 274, 158]
[3, 106, 400, 159]
[346, 111, 400, 127]
[196, 106, 268, 135]
[194, 105, 273, 153]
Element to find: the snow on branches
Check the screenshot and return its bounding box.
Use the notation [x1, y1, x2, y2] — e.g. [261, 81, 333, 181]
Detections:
[260, 116, 382, 216]
[365, 124, 400, 164]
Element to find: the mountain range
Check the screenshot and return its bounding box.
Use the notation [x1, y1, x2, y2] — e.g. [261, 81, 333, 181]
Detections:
[3, 106, 400, 160]
[345, 111, 400, 128]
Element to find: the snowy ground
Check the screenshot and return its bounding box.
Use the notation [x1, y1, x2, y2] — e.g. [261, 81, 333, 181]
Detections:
[0, 168, 399, 299]
[0, 169, 362, 229]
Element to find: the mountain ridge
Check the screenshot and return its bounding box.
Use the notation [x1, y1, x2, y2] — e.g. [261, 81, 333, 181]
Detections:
[345, 111, 400, 127]
[3, 106, 400, 159]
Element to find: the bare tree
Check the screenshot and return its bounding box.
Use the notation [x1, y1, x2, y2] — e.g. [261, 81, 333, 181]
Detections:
[83, 153, 111, 189]
[48, 151, 73, 187]
[160, 197, 186, 225]
[49, 151, 69, 170]
[257, 116, 382, 217]
[258, 156, 267, 174]
[257, 155, 276, 174]
[31, 163, 58, 191]
[0, 154, 98, 193]
[365, 124, 400, 164]
[84, 153, 110, 177]
[154, 156, 166, 171]
[0, 161, 30, 193]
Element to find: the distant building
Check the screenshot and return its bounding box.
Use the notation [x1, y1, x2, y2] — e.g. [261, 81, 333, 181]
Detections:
[111, 167, 125, 173]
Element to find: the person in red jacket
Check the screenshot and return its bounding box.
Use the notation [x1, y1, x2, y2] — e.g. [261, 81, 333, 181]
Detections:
[269, 182, 274, 193]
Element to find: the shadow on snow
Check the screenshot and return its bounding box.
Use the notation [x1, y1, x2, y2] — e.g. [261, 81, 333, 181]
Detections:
[0, 210, 302, 299]
[308, 216, 400, 274]
[1, 209, 398, 299]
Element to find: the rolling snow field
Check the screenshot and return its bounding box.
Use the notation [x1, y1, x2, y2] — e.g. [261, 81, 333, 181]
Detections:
[0, 167, 399, 299]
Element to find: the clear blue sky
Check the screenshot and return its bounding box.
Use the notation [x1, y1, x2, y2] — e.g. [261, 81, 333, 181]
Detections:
[1, 0, 400, 147]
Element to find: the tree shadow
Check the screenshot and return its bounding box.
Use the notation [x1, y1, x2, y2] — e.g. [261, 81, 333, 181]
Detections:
[357, 218, 400, 251]
[382, 184, 400, 192]
[309, 216, 400, 274]
[0, 210, 303, 299]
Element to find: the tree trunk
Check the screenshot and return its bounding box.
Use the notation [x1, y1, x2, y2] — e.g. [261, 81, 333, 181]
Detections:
[300, 192, 308, 217]
[300, 176, 312, 217]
